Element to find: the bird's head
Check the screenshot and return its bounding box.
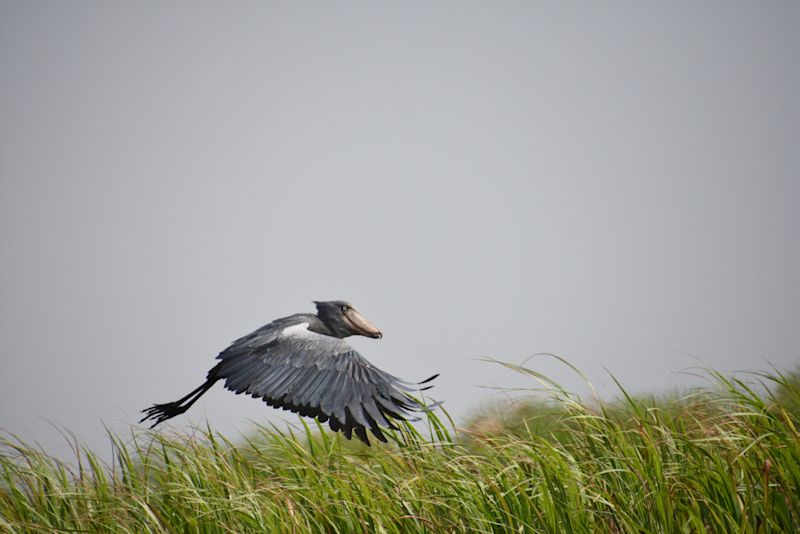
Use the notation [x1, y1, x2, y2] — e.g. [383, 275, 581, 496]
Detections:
[313, 300, 383, 339]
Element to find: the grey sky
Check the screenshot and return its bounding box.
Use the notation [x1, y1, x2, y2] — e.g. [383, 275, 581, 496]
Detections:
[1, 2, 798, 458]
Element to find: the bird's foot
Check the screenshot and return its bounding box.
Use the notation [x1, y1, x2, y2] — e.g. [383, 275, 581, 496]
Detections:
[139, 401, 188, 428]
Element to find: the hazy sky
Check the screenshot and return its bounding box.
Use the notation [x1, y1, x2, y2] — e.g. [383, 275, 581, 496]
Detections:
[1, 2, 798, 458]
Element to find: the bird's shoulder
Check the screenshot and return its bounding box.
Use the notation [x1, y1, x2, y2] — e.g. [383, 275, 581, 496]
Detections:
[217, 313, 352, 362]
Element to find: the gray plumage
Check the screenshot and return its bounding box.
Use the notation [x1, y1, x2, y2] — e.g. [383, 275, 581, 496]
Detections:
[140, 301, 438, 445]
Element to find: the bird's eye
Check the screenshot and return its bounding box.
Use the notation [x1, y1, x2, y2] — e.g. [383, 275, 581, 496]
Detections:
[341, 305, 349, 312]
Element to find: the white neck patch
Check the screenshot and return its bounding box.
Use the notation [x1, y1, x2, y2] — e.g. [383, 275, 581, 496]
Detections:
[281, 322, 311, 337]
[280, 321, 352, 354]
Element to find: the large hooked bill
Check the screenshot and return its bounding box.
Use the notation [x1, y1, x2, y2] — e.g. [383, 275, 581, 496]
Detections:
[344, 307, 383, 339]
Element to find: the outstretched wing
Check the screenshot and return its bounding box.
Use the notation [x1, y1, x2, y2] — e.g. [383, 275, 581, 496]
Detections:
[211, 320, 436, 445]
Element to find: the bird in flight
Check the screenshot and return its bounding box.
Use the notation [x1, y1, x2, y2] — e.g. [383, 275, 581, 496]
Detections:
[141, 300, 438, 445]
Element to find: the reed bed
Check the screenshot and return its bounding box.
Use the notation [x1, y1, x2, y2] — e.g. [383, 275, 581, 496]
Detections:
[2, 363, 798, 533]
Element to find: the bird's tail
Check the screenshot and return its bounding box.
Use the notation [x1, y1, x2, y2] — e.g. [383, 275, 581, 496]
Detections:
[140, 375, 218, 428]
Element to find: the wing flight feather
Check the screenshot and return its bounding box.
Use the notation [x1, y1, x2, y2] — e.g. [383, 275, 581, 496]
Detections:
[211, 319, 435, 445]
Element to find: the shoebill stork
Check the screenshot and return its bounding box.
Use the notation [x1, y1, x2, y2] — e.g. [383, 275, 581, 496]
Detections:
[141, 300, 438, 445]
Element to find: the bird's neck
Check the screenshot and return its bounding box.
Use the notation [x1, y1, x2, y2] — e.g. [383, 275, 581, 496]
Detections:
[307, 314, 343, 338]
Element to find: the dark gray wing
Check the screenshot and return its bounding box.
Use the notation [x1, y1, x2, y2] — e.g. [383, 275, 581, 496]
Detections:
[210, 318, 436, 445]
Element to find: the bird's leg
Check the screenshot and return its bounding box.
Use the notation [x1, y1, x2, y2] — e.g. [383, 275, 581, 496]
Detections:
[172, 381, 212, 406]
[140, 378, 217, 428]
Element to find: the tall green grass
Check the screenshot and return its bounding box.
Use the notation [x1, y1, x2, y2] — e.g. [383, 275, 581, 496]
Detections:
[2, 363, 799, 533]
